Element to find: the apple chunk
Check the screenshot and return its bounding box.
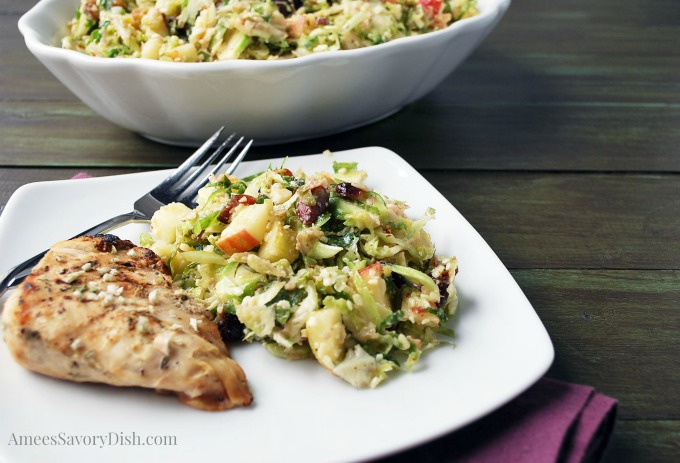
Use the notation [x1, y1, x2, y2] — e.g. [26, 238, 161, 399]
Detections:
[306, 307, 346, 370]
[358, 262, 392, 311]
[216, 199, 273, 255]
[258, 219, 299, 263]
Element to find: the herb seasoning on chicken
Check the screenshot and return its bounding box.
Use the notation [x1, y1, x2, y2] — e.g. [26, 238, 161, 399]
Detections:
[1, 235, 252, 411]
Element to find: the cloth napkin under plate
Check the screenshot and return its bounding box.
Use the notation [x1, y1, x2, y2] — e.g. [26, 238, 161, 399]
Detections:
[378, 377, 618, 463]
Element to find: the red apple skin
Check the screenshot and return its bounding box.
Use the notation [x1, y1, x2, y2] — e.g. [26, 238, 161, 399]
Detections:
[215, 199, 273, 255]
[216, 229, 260, 255]
[359, 262, 383, 278]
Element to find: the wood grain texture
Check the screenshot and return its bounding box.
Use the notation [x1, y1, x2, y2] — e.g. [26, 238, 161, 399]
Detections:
[2, 0, 679, 461]
[432, 171, 680, 269]
[603, 420, 680, 463]
[2, 100, 679, 171]
[512, 269, 680, 419]
[0, 14, 72, 101]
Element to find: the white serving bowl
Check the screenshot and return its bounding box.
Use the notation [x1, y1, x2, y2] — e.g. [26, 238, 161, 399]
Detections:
[19, 0, 510, 146]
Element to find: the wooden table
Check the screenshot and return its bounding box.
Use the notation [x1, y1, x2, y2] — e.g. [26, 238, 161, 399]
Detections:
[1, 0, 678, 461]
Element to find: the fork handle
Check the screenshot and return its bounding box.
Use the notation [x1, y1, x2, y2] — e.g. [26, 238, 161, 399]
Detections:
[0, 210, 148, 296]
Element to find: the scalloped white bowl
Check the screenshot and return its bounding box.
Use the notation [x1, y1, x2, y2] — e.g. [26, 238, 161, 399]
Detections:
[19, 0, 510, 146]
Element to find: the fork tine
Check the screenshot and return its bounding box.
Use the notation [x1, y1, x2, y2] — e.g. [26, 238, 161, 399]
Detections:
[204, 136, 245, 179]
[224, 139, 253, 176]
[177, 138, 253, 206]
[169, 132, 236, 195]
[151, 126, 224, 194]
[195, 137, 251, 190]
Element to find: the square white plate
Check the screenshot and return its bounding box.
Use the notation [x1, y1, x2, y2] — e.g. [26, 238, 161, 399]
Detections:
[0, 147, 553, 463]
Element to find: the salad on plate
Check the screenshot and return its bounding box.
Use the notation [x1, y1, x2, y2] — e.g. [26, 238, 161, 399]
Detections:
[144, 160, 459, 387]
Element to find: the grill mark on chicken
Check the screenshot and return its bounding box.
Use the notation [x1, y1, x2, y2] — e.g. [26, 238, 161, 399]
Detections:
[2, 235, 252, 411]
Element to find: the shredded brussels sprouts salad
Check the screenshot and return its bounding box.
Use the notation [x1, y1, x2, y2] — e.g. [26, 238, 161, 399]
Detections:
[62, 0, 478, 61]
[143, 160, 458, 388]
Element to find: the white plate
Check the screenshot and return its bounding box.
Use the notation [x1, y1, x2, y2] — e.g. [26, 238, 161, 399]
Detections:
[0, 147, 553, 463]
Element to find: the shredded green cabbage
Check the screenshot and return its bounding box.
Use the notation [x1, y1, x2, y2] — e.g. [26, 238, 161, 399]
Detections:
[62, 0, 479, 61]
[145, 162, 458, 387]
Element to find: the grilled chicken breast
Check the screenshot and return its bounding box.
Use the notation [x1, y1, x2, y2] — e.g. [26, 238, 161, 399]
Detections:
[2, 235, 252, 411]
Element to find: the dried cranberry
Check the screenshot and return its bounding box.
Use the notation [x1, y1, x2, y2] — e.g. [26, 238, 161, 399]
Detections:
[217, 194, 257, 223]
[296, 186, 329, 225]
[433, 269, 451, 307]
[335, 182, 365, 200]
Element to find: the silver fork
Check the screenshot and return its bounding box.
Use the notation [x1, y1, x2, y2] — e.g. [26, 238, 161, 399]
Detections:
[0, 126, 252, 295]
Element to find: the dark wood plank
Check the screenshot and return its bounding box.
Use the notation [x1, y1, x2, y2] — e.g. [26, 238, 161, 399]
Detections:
[431, 172, 680, 269]
[0, 103, 194, 167]
[1, 3, 30, 14]
[0, 13, 74, 101]
[512, 270, 680, 419]
[603, 420, 680, 463]
[2, 100, 679, 172]
[432, 50, 680, 106]
[495, 0, 680, 57]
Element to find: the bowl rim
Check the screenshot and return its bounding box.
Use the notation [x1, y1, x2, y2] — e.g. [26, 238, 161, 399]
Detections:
[18, 0, 511, 71]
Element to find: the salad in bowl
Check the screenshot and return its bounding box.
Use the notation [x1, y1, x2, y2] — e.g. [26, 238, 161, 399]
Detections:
[63, 0, 479, 61]
[18, 0, 510, 144]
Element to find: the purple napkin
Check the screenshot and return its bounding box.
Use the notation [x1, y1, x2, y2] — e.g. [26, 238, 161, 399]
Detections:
[412, 378, 618, 463]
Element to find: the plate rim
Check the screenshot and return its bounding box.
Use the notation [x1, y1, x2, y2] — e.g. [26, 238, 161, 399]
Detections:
[0, 146, 554, 463]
